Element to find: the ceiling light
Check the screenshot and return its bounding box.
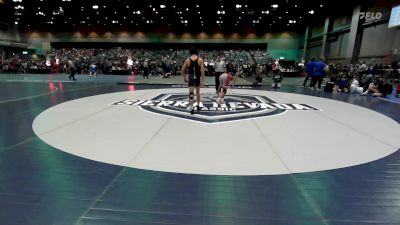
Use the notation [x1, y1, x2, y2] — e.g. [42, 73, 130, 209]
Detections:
[309, 10, 315, 14]
[160, 5, 166, 8]
[92, 5, 98, 10]
[236, 4, 241, 8]
[272, 4, 278, 8]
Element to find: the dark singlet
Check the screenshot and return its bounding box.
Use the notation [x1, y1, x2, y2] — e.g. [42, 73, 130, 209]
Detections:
[188, 57, 201, 80]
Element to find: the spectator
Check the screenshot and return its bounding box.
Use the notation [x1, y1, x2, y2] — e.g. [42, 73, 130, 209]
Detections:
[303, 57, 316, 87]
[310, 57, 327, 90]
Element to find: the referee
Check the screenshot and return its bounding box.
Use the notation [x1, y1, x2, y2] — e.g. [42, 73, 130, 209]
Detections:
[214, 56, 226, 94]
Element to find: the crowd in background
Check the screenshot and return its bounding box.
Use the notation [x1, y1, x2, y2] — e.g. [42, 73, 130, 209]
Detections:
[302, 58, 400, 97]
[0, 48, 274, 78]
[1, 48, 399, 96]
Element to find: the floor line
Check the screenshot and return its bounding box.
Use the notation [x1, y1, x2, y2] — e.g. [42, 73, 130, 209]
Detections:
[35, 88, 156, 138]
[272, 91, 400, 149]
[0, 136, 38, 154]
[379, 97, 400, 104]
[73, 118, 171, 225]
[0, 88, 58, 104]
[73, 167, 127, 225]
[252, 120, 329, 225]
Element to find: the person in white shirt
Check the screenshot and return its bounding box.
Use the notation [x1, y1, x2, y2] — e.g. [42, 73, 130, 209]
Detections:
[89, 63, 97, 78]
[350, 79, 363, 94]
[214, 56, 226, 94]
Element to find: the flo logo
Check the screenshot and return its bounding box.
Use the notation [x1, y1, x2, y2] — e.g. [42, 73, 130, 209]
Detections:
[112, 93, 319, 123]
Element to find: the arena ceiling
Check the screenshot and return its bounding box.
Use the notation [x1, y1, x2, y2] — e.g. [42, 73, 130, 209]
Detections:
[0, 0, 376, 34]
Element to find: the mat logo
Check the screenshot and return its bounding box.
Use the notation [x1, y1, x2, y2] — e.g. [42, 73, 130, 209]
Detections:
[112, 93, 319, 123]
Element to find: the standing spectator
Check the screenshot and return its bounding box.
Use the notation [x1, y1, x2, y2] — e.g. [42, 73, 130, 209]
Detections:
[67, 59, 76, 81]
[143, 60, 149, 79]
[310, 57, 326, 90]
[303, 57, 316, 87]
[89, 63, 97, 78]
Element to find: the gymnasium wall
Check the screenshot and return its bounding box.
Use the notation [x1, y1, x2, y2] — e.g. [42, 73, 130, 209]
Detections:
[0, 30, 20, 42]
[327, 32, 350, 62]
[359, 23, 400, 62]
[21, 31, 302, 60]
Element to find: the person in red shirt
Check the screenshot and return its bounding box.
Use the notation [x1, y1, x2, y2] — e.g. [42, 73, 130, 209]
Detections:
[217, 73, 236, 105]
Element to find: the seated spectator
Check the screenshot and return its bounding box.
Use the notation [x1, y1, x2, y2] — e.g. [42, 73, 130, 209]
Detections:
[361, 73, 374, 91]
[337, 76, 349, 93]
[362, 79, 392, 97]
[324, 77, 336, 92]
[349, 79, 364, 95]
[377, 79, 393, 97]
